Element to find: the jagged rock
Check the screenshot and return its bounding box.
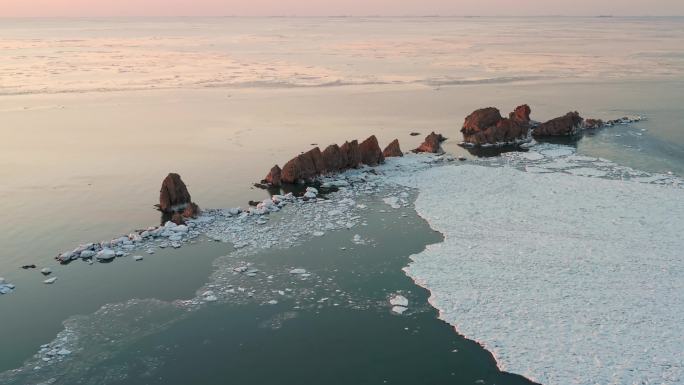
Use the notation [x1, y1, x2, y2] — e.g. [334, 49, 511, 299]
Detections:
[359, 135, 384, 166]
[340, 140, 362, 169]
[159, 173, 192, 213]
[264, 165, 282, 187]
[414, 132, 445, 153]
[307, 147, 327, 174]
[281, 156, 302, 184]
[461, 107, 529, 145]
[583, 118, 604, 129]
[322, 144, 345, 172]
[509, 104, 531, 125]
[382, 139, 403, 157]
[533, 111, 583, 137]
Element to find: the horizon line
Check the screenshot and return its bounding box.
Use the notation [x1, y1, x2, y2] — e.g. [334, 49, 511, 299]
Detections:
[1, 14, 684, 19]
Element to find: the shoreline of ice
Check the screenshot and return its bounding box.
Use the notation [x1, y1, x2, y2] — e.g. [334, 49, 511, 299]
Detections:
[385, 149, 684, 384]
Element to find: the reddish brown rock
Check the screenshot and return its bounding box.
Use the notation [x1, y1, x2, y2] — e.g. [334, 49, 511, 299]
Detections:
[264, 165, 282, 187]
[307, 147, 327, 174]
[414, 132, 445, 153]
[322, 144, 346, 172]
[340, 140, 362, 169]
[183, 202, 200, 218]
[509, 104, 531, 125]
[382, 139, 403, 157]
[533, 111, 583, 137]
[359, 135, 385, 166]
[281, 156, 302, 184]
[461, 106, 530, 145]
[159, 173, 192, 213]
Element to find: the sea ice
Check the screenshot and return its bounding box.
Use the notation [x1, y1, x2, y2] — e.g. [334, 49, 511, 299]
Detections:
[43, 277, 58, 284]
[389, 294, 409, 307]
[392, 164, 684, 385]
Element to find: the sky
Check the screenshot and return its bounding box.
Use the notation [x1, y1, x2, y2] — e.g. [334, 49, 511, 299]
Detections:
[1, 0, 683, 17]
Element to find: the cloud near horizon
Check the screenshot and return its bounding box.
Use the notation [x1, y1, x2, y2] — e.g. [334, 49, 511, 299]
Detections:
[1, 0, 683, 17]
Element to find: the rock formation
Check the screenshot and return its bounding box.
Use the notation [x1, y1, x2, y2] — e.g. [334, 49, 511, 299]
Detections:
[414, 132, 446, 153]
[359, 135, 385, 166]
[382, 139, 403, 157]
[340, 140, 362, 169]
[322, 144, 345, 172]
[583, 118, 604, 129]
[159, 173, 200, 222]
[159, 173, 192, 212]
[533, 111, 583, 137]
[264, 165, 282, 187]
[461, 105, 530, 146]
[263, 137, 403, 186]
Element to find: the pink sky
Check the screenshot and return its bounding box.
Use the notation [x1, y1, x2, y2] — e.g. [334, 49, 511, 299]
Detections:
[1, 0, 682, 17]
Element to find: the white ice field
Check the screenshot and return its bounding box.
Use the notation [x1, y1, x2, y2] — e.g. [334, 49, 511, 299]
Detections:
[388, 152, 683, 385]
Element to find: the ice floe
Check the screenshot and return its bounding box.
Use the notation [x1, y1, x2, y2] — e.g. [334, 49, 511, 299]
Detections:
[390, 162, 684, 385]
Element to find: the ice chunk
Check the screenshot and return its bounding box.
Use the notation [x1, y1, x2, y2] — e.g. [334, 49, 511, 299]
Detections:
[389, 294, 409, 307]
[43, 277, 58, 284]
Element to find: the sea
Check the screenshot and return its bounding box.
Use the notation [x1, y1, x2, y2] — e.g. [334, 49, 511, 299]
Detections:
[0, 16, 682, 385]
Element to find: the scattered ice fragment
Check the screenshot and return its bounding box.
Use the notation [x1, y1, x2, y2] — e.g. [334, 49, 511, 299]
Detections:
[41, 268, 52, 275]
[132, 255, 143, 261]
[391, 306, 408, 314]
[43, 277, 58, 284]
[289, 268, 307, 275]
[312, 231, 325, 237]
[389, 294, 409, 307]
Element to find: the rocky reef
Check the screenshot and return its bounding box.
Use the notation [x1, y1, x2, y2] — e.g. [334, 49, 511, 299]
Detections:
[460, 105, 531, 146]
[263, 135, 400, 187]
[461, 104, 642, 145]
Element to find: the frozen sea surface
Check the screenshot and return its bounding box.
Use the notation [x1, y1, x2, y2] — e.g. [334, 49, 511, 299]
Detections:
[390, 162, 683, 384]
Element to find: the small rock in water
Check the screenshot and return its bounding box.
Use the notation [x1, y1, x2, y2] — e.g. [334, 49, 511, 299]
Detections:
[41, 268, 52, 275]
[43, 277, 58, 284]
[21, 264, 37, 269]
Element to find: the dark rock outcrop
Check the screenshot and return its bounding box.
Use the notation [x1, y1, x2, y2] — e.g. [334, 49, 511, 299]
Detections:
[322, 144, 346, 172]
[281, 156, 303, 184]
[533, 111, 583, 137]
[461, 106, 529, 145]
[340, 140, 362, 169]
[583, 118, 604, 129]
[382, 139, 403, 157]
[182, 202, 200, 218]
[414, 131, 446, 153]
[359, 135, 385, 166]
[159, 173, 192, 212]
[264, 165, 282, 187]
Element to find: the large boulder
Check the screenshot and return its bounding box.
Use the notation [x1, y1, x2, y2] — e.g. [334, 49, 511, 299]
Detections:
[533, 111, 583, 137]
[159, 173, 192, 213]
[509, 104, 531, 125]
[461, 106, 530, 145]
[359, 135, 385, 166]
[322, 144, 346, 171]
[382, 139, 403, 157]
[307, 147, 327, 174]
[281, 156, 303, 184]
[414, 132, 445, 153]
[264, 165, 282, 187]
[340, 140, 362, 169]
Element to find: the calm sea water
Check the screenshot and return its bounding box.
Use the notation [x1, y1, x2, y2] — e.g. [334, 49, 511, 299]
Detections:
[1, 17, 683, 384]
